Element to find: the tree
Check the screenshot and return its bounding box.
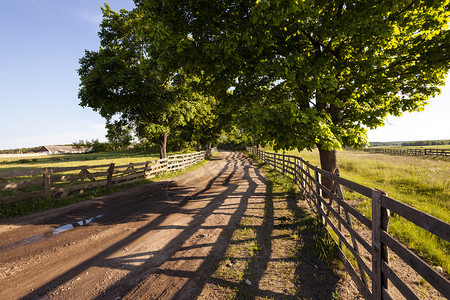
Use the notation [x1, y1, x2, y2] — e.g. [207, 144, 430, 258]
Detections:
[72, 140, 85, 151]
[105, 120, 134, 150]
[180, 95, 222, 150]
[78, 4, 204, 158]
[135, 0, 450, 179]
[89, 139, 109, 153]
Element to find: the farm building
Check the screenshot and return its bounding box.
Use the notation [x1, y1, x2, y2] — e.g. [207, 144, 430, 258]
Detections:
[38, 145, 90, 154]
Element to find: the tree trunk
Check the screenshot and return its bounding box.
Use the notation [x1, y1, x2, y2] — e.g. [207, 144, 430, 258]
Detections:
[159, 133, 168, 159]
[317, 145, 340, 191]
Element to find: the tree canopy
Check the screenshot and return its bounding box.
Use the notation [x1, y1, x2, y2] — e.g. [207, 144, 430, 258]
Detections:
[106, 120, 134, 150]
[79, 1, 450, 175]
[78, 4, 218, 158]
[133, 0, 450, 174]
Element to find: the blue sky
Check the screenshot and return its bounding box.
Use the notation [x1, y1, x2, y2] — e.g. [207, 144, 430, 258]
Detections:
[0, 1, 449, 150]
[0, 0, 135, 150]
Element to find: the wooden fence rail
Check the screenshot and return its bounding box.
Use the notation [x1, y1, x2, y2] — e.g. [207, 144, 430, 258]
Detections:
[363, 148, 450, 157]
[0, 148, 216, 205]
[247, 147, 449, 300]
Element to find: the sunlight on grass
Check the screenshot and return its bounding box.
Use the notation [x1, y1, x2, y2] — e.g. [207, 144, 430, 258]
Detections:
[0, 152, 156, 174]
[273, 148, 450, 273]
[286, 148, 449, 222]
[0, 149, 199, 173]
[0, 152, 212, 219]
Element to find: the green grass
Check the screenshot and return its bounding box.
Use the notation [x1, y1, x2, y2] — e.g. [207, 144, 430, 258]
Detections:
[0, 151, 213, 219]
[204, 153, 341, 299]
[0, 149, 200, 173]
[271, 148, 450, 274]
[369, 145, 450, 150]
[0, 148, 198, 198]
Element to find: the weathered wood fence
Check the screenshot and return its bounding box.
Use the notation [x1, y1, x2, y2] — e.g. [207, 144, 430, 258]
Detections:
[0, 149, 216, 205]
[363, 148, 450, 157]
[247, 147, 449, 300]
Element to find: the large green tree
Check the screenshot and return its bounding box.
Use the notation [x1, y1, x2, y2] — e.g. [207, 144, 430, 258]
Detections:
[134, 0, 450, 176]
[78, 4, 206, 158]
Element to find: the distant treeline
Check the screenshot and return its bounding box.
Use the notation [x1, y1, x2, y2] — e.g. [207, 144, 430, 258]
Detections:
[0, 147, 41, 154]
[401, 140, 450, 146]
[369, 140, 450, 147]
[369, 142, 403, 147]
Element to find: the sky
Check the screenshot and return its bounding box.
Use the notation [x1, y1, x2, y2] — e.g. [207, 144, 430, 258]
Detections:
[0, 1, 449, 150]
[0, 0, 135, 150]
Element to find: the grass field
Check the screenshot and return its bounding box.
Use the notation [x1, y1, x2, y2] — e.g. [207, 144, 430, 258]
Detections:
[0, 149, 209, 219]
[1, 149, 448, 273]
[273, 148, 449, 274]
[0, 150, 166, 174]
[369, 144, 450, 150]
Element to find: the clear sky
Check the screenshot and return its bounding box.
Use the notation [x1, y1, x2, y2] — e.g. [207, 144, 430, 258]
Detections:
[0, 1, 449, 150]
[0, 0, 135, 150]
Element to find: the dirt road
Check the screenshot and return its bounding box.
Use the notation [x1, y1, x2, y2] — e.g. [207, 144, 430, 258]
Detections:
[0, 152, 271, 299]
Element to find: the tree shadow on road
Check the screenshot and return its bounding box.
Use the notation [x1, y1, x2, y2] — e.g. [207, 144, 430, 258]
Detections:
[18, 152, 255, 299]
[12, 152, 352, 299]
[188, 157, 346, 299]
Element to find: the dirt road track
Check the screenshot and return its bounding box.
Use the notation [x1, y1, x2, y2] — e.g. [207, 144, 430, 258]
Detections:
[0, 151, 268, 299]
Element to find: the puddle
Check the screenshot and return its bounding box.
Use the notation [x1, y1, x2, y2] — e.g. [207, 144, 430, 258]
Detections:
[1, 214, 104, 250]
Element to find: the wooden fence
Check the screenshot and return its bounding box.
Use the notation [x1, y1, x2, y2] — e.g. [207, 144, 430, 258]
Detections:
[0, 148, 216, 205]
[363, 148, 450, 157]
[247, 147, 449, 300]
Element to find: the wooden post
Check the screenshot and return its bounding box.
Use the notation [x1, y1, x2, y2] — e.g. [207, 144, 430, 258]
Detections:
[299, 161, 304, 192]
[143, 162, 150, 179]
[282, 153, 286, 175]
[43, 168, 51, 199]
[164, 157, 169, 171]
[314, 166, 325, 224]
[293, 157, 298, 186]
[273, 153, 276, 169]
[372, 189, 390, 299]
[106, 163, 115, 188]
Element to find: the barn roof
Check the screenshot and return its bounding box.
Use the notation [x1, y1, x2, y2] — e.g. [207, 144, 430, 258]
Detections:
[39, 145, 89, 153]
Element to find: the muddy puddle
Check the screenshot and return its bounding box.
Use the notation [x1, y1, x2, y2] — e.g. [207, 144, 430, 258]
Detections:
[1, 214, 104, 250]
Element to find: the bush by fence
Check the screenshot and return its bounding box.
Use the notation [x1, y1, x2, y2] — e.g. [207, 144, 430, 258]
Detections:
[247, 147, 449, 300]
[363, 148, 450, 157]
[0, 149, 216, 205]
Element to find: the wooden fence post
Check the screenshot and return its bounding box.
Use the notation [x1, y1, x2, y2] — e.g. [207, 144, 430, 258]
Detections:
[43, 168, 52, 199]
[282, 153, 286, 175]
[164, 157, 169, 170]
[372, 189, 390, 299]
[299, 159, 303, 192]
[143, 162, 150, 179]
[106, 163, 115, 188]
[293, 157, 298, 185]
[314, 166, 325, 224]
